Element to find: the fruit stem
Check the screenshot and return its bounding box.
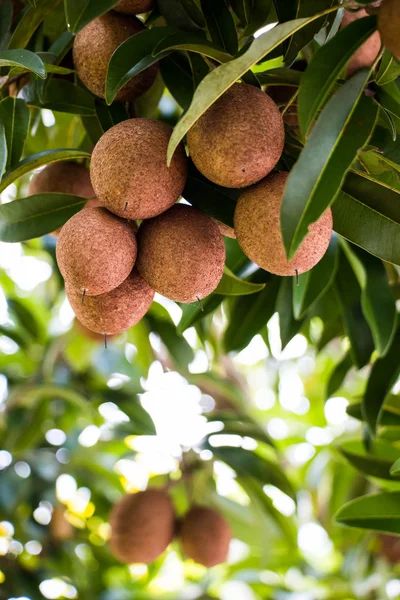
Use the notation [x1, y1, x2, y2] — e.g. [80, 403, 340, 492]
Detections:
[197, 296, 204, 312]
[295, 269, 299, 286]
[104, 333, 108, 349]
[81, 288, 87, 305]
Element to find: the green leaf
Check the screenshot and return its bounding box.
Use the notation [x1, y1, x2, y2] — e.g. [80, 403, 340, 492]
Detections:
[293, 234, 338, 319]
[94, 98, 129, 133]
[24, 79, 95, 115]
[277, 277, 303, 350]
[64, 0, 120, 33]
[7, 298, 43, 341]
[183, 164, 237, 228]
[298, 15, 377, 137]
[105, 26, 176, 104]
[215, 267, 266, 296]
[341, 242, 397, 356]
[209, 445, 296, 500]
[334, 249, 374, 369]
[362, 324, 400, 435]
[152, 32, 232, 64]
[224, 272, 280, 353]
[0, 49, 46, 78]
[390, 458, 400, 475]
[0, 193, 87, 242]
[339, 440, 400, 481]
[0, 149, 90, 193]
[347, 400, 400, 427]
[326, 351, 353, 398]
[376, 49, 400, 86]
[178, 295, 223, 334]
[158, 0, 206, 32]
[200, 0, 238, 55]
[147, 309, 194, 369]
[0, 0, 12, 51]
[159, 53, 195, 111]
[281, 73, 378, 260]
[0, 121, 7, 181]
[167, 11, 337, 164]
[0, 98, 30, 170]
[209, 412, 274, 447]
[8, 0, 63, 49]
[256, 67, 302, 86]
[336, 491, 400, 535]
[332, 171, 400, 266]
[243, 0, 273, 36]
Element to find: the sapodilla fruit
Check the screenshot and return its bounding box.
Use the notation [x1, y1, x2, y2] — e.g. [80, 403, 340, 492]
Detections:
[114, 0, 154, 14]
[341, 9, 381, 77]
[234, 172, 332, 276]
[109, 489, 175, 564]
[187, 83, 284, 188]
[179, 506, 231, 567]
[57, 207, 137, 296]
[90, 119, 188, 220]
[73, 12, 158, 101]
[136, 204, 226, 303]
[66, 270, 154, 335]
[378, 0, 400, 58]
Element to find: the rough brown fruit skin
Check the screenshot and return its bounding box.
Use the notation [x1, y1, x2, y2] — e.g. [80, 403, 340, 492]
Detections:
[66, 270, 154, 334]
[109, 489, 175, 564]
[234, 172, 332, 276]
[187, 83, 284, 188]
[136, 204, 226, 303]
[114, 0, 154, 14]
[73, 12, 158, 101]
[179, 506, 231, 567]
[378, 0, 400, 58]
[341, 9, 381, 77]
[57, 207, 137, 295]
[91, 119, 188, 219]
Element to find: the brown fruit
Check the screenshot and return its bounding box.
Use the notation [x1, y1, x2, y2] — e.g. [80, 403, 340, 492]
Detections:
[341, 9, 381, 77]
[109, 489, 175, 564]
[234, 172, 332, 276]
[179, 506, 231, 567]
[73, 12, 158, 101]
[90, 119, 188, 220]
[66, 270, 154, 335]
[378, 0, 400, 57]
[187, 83, 284, 188]
[136, 204, 225, 303]
[217, 221, 236, 239]
[57, 207, 137, 295]
[114, 0, 154, 14]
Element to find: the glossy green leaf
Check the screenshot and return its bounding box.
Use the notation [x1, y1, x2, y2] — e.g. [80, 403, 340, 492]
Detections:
[0, 121, 7, 181]
[159, 53, 194, 111]
[341, 242, 397, 356]
[281, 74, 378, 260]
[390, 458, 400, 475]
[0, 149, 90, 193]
[208, 412, 274, 447]
[347, 400, 400, 427]
[0, 98, 30, 170]
[277, 277, 303, 350]
[376, 49, 400, 86]
[0, 49, 46, 78]
[362, 324, 400, 435]
[243, 0, 273, 36]
[178, 295, 223, 334]
[94, 99, 129, 133]
[153, 32, 232, 64]
[158, 0, 205, 32]
[293, 234, 338, 319]
[147, 310, 194, 369]
[200, 0, 238, 55]
[0, 193, 87, 242]
[224, 272, 280, 353]
[167, 11, 338, 164]
[256, 67, 302, 86]
[0, 0, 12, 50]
[326, 351, 353, 398]
[339, 440, 400, 481]
[8, 0, 63, 49]
[215, 267, 266, 296]
[336, 491, 400, 535]
[332, 171, 400, 266]
[105, 26, 176, 104]
[26, 79, 95, 115]
[64, 0, 119, 33]
[298, 15, 377, 136]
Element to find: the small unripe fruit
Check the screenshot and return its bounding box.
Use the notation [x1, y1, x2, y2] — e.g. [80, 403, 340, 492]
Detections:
[109, 489, 175, 564]
[73, 12, 158, 101]
[179, 506, 231, 567]
[136, 204, 226, 303]
[187, 83, 284, 188]
[378, 0, 400, 58]
[114, 0, 154, 14]
[91, 119, 188, 220]
[234, 172, 332, 276]
[57, 207, 137, 295]
[341, 9, 381, 77]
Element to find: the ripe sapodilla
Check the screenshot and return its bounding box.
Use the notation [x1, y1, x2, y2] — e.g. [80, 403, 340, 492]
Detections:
[73, 12, 158, 101]
[57, 207, 137, 296]
[136, 204, 226, 303]
[340, 9, 381, 77]
[109, 489, 175, 564]
[66, 270, 154, 335]
[179, 506, 231, 567]
[378, 0, 400, 58]
[114, 0, 154, 14]
[187, 83, 284, 188]
[90, 119, 188, 220]
[234, 172, 332, 276]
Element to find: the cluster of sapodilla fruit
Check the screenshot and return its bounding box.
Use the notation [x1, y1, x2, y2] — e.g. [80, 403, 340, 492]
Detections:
[28, 0, 400, 338]
[109, 488, 232, 567]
